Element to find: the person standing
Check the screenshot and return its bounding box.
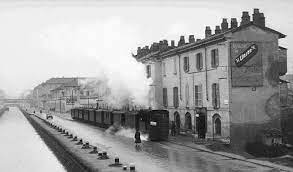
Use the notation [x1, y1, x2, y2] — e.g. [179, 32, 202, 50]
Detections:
[134, 130, 141, 147]
[171, 121, 176, 136]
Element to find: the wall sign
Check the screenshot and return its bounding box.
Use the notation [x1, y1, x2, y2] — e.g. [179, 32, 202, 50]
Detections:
[230, 42, 263, 87]
[235, 44, 258, 67]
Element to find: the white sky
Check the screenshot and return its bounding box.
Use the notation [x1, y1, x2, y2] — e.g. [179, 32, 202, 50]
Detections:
[0, 0, 292, 97]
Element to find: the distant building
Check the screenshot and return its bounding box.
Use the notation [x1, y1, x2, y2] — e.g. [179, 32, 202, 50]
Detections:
[133, 9, 287, 147]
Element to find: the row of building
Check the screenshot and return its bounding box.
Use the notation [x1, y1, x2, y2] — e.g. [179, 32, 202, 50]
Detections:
[134, 8, 292, 146]
[32, 77, 100, 113]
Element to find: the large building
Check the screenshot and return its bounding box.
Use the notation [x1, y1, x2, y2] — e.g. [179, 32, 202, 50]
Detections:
[32, 77, 98, 113]
[133, 9, 288, 147]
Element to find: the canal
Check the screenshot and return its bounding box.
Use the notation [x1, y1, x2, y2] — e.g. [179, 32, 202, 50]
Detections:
[0, 107, 66, 172]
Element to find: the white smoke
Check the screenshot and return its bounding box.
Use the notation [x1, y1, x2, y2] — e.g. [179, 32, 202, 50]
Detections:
[105, 125, 148, 141]
[39, 17, 152, 108]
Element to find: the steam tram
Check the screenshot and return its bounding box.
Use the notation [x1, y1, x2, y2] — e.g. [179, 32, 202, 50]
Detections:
[71, 108, 169, 141]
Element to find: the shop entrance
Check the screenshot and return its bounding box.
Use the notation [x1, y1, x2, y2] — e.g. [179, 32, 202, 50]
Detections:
[196, 113, 207, 139]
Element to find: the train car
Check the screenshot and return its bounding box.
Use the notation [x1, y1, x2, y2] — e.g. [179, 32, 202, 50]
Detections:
[95, 109, 104, 127]
[149, 110, 169, 141]
[84, 109, 90, 122]
[103, 110, 113, 127]
[112, 111, 125, 126]
[78, 108, 84, 120]
[88, 109, 96, 124]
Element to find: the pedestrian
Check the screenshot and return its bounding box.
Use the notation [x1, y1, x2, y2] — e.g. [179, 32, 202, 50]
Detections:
[171, 121, 176, 136]
[134, 129, 141, 147]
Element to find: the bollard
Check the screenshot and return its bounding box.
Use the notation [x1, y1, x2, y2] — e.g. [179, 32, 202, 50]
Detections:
[82, 142, 90, 149]
[109, 156, 122, 167]
[89, 146, 98, 154]
[65, 131, 69, 136]
[72, 136, 78, 141]
[115, 157, 119, 164]
[68, 134, 73, 138]
[98, 151, 109, 160]
[76, 139, 83, 145]
[98, 151, 103, 156]
[123, 165, 127, 170]
[62, 129, 66, 134]
[130, 163, 135, 171]
[102, 151, 107, 157]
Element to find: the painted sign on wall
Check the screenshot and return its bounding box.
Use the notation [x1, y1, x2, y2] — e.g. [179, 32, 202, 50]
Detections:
[230, 42, 263, 87]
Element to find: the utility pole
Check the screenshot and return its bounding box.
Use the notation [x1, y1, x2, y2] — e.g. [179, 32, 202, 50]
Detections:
[87, 90, 90, 109]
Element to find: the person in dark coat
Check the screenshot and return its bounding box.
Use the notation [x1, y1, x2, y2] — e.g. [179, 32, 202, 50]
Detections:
[171, 121, 176, 136]
[134, 130, 141, 146]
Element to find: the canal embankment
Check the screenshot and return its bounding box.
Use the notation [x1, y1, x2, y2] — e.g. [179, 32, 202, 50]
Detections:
[20, 109, 126, 172]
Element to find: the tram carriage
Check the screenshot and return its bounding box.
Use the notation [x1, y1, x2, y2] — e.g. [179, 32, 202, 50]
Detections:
[70, 108, 169, 141]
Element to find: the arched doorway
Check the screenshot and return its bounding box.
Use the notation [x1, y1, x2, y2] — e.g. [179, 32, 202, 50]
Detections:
[213, 114, 221, 136]
[174, 112, 180, 133]
[185, 112, 192, 130]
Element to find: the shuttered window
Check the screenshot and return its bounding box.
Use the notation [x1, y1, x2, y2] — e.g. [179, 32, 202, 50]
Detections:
[185, 84, 189, 107]
[194, 84, 203, 107]
[196, 53, 203, 70]
[162, 62, 166, 76]
[173, 57, 177, 75]
[212, 83, 220, 109]
[163, 88, 168, 107]
[173, 87, 179, 108]
[146, 65, 151, 78]
[183, 56, 189, 72]
[211, 49, 219, 68]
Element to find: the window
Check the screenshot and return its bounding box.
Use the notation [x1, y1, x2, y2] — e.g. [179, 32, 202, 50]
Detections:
[196, 53, 203, 70]
[173, 87, 179, 108]
[163, 88, 168, 107]
[194, 84, 203, 107]
[146, 65, 151, 78]
[211, 49, 219, 68]
[185, 84, 189, 107]
[173, 57, 177, 74]
[162, 62, 166, 76]
[183, 56, 189, 72]
[212, 83, 220, 109]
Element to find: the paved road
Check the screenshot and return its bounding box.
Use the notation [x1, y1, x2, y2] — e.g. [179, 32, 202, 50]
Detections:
[34, 111, 278, 172]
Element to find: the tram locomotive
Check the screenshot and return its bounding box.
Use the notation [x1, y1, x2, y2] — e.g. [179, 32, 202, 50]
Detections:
[71, 108, 169, 141]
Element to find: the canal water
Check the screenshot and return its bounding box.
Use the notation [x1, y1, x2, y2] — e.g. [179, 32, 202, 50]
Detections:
[0, 107, 66, 172]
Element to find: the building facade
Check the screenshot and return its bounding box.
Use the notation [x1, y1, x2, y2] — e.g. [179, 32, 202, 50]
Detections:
[134, 9, 288, 147]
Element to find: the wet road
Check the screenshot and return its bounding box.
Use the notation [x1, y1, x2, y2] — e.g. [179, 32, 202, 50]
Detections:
[0, 107, 65, 172]
[36, 111, 273, 172]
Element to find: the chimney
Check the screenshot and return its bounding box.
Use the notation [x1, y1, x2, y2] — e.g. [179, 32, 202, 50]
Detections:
[205, 26, 212, 38]
[253, 8, 260, 25]
[231, 18, 238, 28]
[241, 11, 250, 25]
[171, 40, 175, 48]
[189, 35, 195, 43]
[221, 18, 228, 31]
[137, 47, 141, 55]
[215, 26, 221, 34]
[259, 13, 265, 27]
[252, 9, 265, 27]
[178, 36, 185, 46]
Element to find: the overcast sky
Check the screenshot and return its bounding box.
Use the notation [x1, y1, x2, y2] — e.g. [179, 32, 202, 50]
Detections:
[0, 0, 292, 98]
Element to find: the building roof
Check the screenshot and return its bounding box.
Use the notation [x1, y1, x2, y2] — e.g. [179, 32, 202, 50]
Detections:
[134, 22, 286, 61]
[45, 77, 77, 84]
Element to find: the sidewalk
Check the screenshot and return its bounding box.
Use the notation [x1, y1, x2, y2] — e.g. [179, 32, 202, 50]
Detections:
[168, 134, 293, 171]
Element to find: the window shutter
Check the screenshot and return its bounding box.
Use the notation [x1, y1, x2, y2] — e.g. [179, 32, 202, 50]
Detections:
[173, 87, 178, 108]
[212, 84, 216, 108]
[199, 84, 202, 106]
[185, 84, 189, 106]
[211, 50, 215, 68]
[163, 88, 168, 107]
[216, 83, 220, 108]
[215, 49, 219, 67]
[200, 53, 203, 70]
[194, 85, 198, 106]
[173, 57, 177, 74]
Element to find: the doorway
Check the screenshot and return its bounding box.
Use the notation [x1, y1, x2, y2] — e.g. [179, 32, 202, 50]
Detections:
[174, 112, 180, 134]
[196, 113, 206, 139]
